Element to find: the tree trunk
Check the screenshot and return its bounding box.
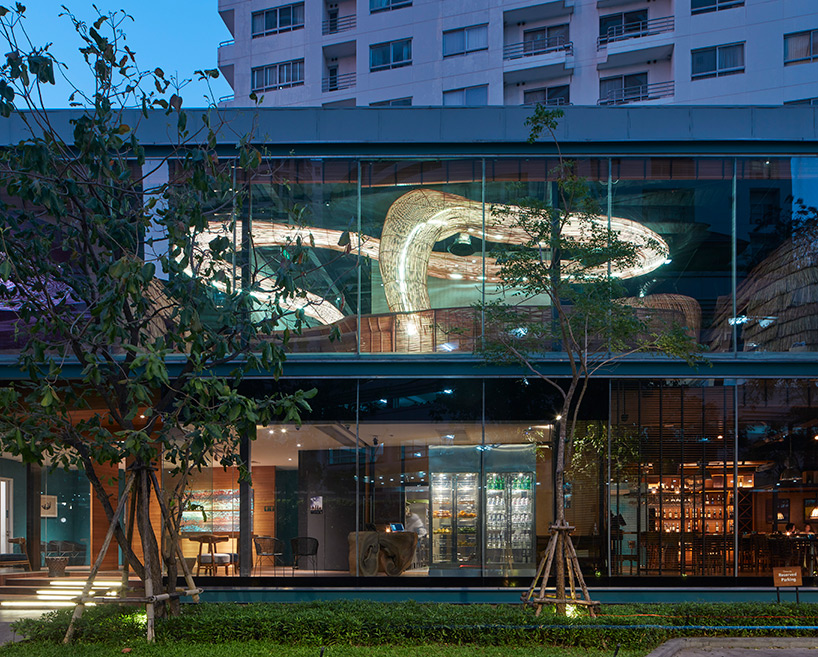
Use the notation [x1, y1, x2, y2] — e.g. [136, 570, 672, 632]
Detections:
[554, 411, 568, 613]
[160, 485, 182, 616]
[136, 467, 166, 618]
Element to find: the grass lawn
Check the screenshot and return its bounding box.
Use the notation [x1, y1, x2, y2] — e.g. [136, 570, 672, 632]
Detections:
[0, 643, 648, 657]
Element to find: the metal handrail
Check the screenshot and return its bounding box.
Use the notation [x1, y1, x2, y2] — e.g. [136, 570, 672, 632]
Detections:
[218, 39, 235, 48]
[597, 16, 674, 48]
[523, 97, 571, 107]
[322, 72, 356, 93]
[322, 14, 356, 35]
[218, 94, 235, 104]
[597, 80, 674, 106]
[503, 36, 573, 60]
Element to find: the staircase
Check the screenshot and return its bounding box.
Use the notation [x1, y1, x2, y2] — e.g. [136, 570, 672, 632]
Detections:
[0, 570, 144, 609]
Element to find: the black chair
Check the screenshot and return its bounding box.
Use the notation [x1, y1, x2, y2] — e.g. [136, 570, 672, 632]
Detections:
[253, 536, 284, 575]
[290, 536, 319, 575]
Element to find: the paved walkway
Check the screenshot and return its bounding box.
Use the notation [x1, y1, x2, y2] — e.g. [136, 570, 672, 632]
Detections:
[648, 638, 818, 656]
[0, 609, 47, 645]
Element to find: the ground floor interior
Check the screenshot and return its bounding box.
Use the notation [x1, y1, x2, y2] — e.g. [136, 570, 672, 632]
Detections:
[3, 377, 818, 585]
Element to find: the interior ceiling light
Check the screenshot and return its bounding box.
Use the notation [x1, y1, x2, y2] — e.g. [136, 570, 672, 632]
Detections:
[779, 434, 802, 482]
[448, 233, 475, 257]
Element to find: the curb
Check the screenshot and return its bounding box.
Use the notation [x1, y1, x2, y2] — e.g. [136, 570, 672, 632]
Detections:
[647, 637, 818, 656]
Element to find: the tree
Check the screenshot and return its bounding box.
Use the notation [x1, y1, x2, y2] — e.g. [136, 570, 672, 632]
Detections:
[482, 107, 702, 615]
[0, 4, 323, 630]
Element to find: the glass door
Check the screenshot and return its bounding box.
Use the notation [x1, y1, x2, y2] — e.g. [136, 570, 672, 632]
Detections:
[454, 473, 479, 567]
[486, 473, 509, 571]
[431, 472, 454, 566]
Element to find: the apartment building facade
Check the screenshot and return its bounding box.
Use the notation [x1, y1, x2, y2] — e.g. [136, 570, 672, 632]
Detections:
[216, 0, 818, 107]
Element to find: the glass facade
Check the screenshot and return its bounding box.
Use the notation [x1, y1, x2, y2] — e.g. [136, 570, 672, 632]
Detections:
[232, 155, 818, 356]
[3, 151, 818, 584]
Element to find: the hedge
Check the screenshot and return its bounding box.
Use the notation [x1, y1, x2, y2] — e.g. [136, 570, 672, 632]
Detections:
[10, 601, 818, 650]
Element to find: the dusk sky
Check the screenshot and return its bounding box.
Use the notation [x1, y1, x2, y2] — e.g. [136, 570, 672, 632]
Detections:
[17, 1, 233, 108]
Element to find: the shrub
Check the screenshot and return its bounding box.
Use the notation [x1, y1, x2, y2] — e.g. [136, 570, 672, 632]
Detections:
[11, 601, 818, 650]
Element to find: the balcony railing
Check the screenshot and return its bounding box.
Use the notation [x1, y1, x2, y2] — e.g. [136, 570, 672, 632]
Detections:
[322, 72, 356, 93]
[218, 39, 235, 48]
[523, 97, 571, 107]
[597, 80, 674, 106]
[597, 16, 674, 49]
[503, 36, 573, 60]
[322, 14, 356, 35]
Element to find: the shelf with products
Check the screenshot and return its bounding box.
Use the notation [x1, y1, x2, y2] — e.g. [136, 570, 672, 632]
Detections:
[645, 462, 759, 535]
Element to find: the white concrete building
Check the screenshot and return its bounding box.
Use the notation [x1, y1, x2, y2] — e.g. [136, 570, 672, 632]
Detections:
[216, 0, 818, 107]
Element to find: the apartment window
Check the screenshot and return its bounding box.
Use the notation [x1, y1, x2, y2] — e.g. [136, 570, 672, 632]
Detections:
[370, 97, 412, 106]
[691, 0, 743, 15]
[443, 24, 488, 57]
[370, 39, 412, 71]
[523, 24, 569, 54]
[691, 42, 744, 79]
[523, 84, 570, 106]
[442, 84, 488, 106]
[599, 72, 647, 105]
[784, 30, 818, 65]
[251, 3, 305, 38]
[251, 59, 305, 92]
[749, 189, 781, 226]
[599, 10, 647, 42]
[370, 0, 411, 13]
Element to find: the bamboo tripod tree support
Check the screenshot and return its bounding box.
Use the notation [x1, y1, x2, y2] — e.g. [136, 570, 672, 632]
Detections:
[63, 465, 203, 644]
[521, 522, 599, 618]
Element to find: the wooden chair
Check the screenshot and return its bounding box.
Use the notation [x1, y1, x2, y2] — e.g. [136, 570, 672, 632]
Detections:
[189, 534, 235, 576]
[619, 540, 639, 575]
[253, 536, 284, 575]
[291, 536, 319, 575]
[0, 537, 30, 570]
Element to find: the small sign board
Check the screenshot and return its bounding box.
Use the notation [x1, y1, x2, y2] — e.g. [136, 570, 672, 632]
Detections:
[773, 567, 803, 587]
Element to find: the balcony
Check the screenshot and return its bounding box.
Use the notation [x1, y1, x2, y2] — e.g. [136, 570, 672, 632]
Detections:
[597, 16, 674, 49]
[322, 14, 356, 36]
[597, 80, 674, 105]
[322, 72, 356, 93]
[504, 35, 573, 60]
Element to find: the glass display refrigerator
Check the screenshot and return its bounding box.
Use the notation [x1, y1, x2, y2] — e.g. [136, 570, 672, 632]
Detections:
[485, 471, 535, 575]
[430, 472, 479, 571]
[429, 444, 536, 577]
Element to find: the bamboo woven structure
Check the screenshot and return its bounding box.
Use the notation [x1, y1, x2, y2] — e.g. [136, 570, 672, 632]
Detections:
[710, 236, 818, 352]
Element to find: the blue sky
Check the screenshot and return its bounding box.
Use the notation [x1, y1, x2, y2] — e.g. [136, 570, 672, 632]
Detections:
[17, 1, 232, 108]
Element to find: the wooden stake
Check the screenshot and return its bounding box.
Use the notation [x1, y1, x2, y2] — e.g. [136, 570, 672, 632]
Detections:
[522, 523, 599, 618]
[121, 477, 138, 595]
[149, 469, 200, 603]
[62, 465, 205, 646]
[63, 471, 135, 644]
[139, 469, 156, 643]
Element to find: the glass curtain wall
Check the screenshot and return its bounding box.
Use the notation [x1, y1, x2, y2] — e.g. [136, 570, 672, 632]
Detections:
[239, 155, 818, 357]
[243, 378, 579, 580]
[733, 159, 818, 352]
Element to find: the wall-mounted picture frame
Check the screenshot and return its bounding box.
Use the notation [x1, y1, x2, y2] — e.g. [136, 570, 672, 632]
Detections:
[805, 498, 818, 524]
[40, 494, 58, 518]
